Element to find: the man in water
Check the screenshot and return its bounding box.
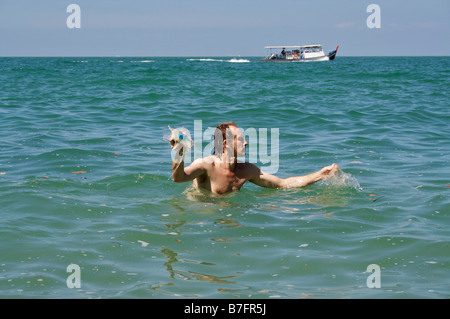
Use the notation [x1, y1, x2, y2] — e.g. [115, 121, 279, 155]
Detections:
[170, 121, 340, 195]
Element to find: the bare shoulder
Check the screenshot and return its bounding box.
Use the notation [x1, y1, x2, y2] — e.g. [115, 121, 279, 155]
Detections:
[237, 162, 284, 188]
[236, 162, 261, 176]
[190, 155, 216, 169]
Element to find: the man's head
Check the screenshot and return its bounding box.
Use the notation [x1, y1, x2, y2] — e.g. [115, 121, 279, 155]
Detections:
[214, 121, 248, 160]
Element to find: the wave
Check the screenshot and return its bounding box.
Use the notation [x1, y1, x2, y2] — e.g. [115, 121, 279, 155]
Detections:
[228, 58, 251, 63]
[70, 60, 155, 64]
[130, 60, 155, 63]
[187, 58, 250, 63]
[186, 58, 221, 62]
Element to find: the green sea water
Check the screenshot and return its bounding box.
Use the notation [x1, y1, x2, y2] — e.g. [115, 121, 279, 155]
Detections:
[0, 56, 449, 299]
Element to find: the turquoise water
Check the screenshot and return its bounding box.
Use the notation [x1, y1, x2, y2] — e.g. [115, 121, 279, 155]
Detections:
[1, 56, 449, 299]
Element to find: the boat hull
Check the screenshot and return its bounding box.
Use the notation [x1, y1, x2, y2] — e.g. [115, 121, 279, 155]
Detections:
[264, 56, 330, 62]
[327, 45, 339, 61]
[264, 45, 339, 62]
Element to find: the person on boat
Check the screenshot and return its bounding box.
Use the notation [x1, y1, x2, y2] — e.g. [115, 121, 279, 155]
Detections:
[281, 48, 286, 58]
[169, 121, 340, 195]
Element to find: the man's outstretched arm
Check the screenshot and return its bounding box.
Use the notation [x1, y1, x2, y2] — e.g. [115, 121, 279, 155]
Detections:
[248, 163, 340, 189]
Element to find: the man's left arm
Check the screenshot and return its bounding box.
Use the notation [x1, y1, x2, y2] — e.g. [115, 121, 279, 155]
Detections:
[248, 163, 339, 189]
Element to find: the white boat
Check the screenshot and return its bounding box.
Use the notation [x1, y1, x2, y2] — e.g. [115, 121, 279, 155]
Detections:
[264, 44, 339, 62]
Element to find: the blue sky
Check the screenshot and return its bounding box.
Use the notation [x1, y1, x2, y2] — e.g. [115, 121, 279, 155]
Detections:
[0, 0, 449, 56]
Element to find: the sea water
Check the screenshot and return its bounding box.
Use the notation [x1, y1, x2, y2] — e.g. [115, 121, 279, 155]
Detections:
[0, 56, 449, 298]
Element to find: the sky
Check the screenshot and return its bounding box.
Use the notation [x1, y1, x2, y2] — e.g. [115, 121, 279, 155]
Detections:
[0, 0, 449, 56]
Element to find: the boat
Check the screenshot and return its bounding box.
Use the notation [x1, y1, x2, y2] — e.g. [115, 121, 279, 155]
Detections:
[264, 44, 339, 62]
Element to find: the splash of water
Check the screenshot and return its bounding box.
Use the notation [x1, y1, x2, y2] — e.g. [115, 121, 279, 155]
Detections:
[320, 169, 362, 191]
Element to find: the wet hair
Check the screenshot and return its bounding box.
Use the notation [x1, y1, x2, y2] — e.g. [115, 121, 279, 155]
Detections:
[213, 121, 237, 157]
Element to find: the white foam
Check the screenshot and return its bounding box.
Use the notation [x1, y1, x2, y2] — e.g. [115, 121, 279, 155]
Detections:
[228, 58, 250, 63]
[130, 60, 155, 63]
[137, 240, 149, 247]
[187, 58, 222, 62]
[321, 170, 362, 191]
[186, 58, 250, 63]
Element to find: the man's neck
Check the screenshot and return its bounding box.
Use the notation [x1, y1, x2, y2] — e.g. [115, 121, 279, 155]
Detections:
[218, 152, 237, 172]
